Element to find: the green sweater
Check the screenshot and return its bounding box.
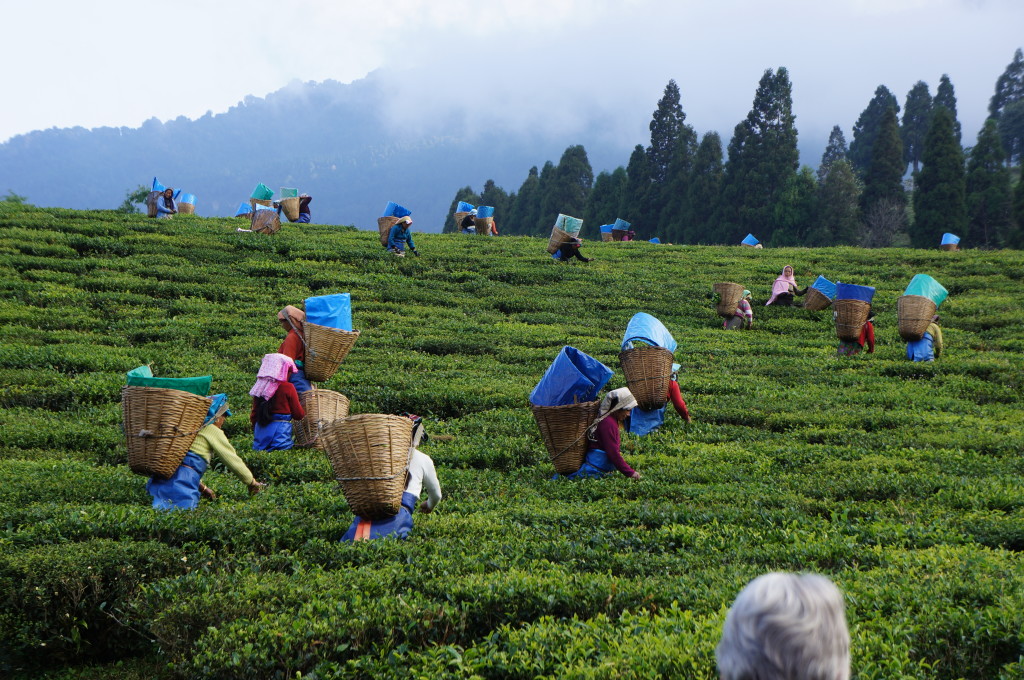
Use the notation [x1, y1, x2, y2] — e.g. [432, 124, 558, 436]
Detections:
[190, 424, 254, 485]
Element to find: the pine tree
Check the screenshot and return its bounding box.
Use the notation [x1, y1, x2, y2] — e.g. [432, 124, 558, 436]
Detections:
[901, 81, 932, 174]
[998, 100, 1024, 167]
[813, 159, 861, 246]
[715, 67, 799, 244]
[620, 145, 652, 235]
[933, 74, 962, 145]
[965, 119, 1013, 248]
[443, 186, 481, 234]
[657, 130, 698, 241]
[989, 48, 1024, 165]
[683, 132, 724, 244]
[770, 166, 817, 246]
[540, 146, 593, 231]
[584, 168, 626, 230]
[534, 161, 557, 233]
[912, 107, 966, 247]
[507, 166, 541, 235]
[859, 106, 906, 246]
[647, 80, 685, 183]
[849, 85, 900, 176]
[817, 125, 848, 183]
[1012, 175, 1024, 247]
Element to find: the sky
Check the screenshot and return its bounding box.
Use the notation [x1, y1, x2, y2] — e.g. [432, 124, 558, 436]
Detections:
[3, 0, 1023, 165]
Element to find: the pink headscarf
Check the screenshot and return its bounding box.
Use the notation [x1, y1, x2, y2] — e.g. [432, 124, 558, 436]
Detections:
[249, 353, 297, 400]
[766, 265, 798, 306]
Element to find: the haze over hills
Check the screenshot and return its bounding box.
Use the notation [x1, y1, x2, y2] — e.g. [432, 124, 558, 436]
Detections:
[0, 72, 827, 231]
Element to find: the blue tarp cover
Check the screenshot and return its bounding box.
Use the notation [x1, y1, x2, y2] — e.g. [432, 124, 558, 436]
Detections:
[457, 201, 475, 212]
[613, 218, 631, 230]
[649, 237, 661, 244]
[305, 293, 353, 331]
[179, 193, 196, 205]
[476, 206, 494, 218]
[941, 233, 960, 245]
[835, 282, 875, 303]
[741, 233, 759, 246]
[383, 201, 412, 218]
[621, 312, 677, 352]
[152, 177, 165, 192]
[904, 274, 948, 307]
[810, 275, 836, 300]
[600, 224, 614, 233]
[234, 202, 252, 216]
[529, 346, 613, 407]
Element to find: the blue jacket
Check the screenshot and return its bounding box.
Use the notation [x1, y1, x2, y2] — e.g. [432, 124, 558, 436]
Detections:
[388, 223, 415, 251]
[156, 197, 176, 217]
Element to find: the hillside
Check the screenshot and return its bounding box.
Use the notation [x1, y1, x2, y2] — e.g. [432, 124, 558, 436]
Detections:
[1, 206, 1023, 678]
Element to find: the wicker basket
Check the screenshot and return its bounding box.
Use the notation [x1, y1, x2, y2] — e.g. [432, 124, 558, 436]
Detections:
[897, 295, 937, 341]
[547, 227, 572, 254]
[250, 198, 273, 212]
[619, 346, 674, 410]
[940, 244, 959, 252]
[378, 216, 400, 247]
[177, 203, 195, 215]
[601, 233, 613, 242]
[279, 196, 300, 222]
[321, 414, 414, 519]
[303, 322, 360, 382]
[122, 386, 210, 479]
[474, 216, 493, 235]
[713, 282, 744, 318]
[531, 400, 601, 475]
[251, 209, 280, 234]
[803, 287, 832, 311]
[295, 389, 351, 449]
[833, 299, 871, 341]
[611, 229, 629, 241]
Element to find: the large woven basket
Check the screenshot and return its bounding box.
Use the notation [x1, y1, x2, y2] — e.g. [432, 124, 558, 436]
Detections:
[251, 210, 281, 234]
[378, 216, 400, 246]
[474, 216, 493, 235]
[177, 203, 195, 215]
[531, 400, 601, 475]
[453, 211, 470, 231]
[280, 196, 300, 222]
[601, 232, 613, 242]
[803, 287, 832, 311]
[611, 229, 629, 241]
[713, 282, 744, 318]
[304, 322, 360, 382]
[321, 414, 414, 519]
[620, 346, 674, 410]
[295, 389, 351, 449]
[834, 299, 871, 341]
[122, 386, 210, 479]
[897, 295, 937, 341]
[250, 198, 273, 212]
[940, 244, 958, 252]
[547, 227, 572, 254]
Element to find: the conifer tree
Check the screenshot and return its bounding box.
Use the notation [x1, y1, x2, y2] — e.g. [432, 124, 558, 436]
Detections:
[540, 146, 593, 231]
[989, 48, 1024, 165]
[584, 168, 626, 230]
[817, 125, 848, 183]
[998, 100, 1024, 167]
[657, 130, 698, 241]
[965, 119, 1013, 248]
[1012, 175, 1024, 247]
[912, 107, 966, 247]
[507, 166, 541, 235]
[933, 74, 962, 145]
[770, 166, 817, 246]
[682, 132, 723, 244]
[534, 161, 557, 233]
[620, 145, 652, 235]
[647, 80, 686, 184]
[849, 85, 900, 176]
[443, 186, 482, 233]
[859, 106, 906, 245]
[901, 81, 932, 174]
[813, 159, 861, 246]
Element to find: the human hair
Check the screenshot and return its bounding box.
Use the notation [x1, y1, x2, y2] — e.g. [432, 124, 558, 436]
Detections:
[716, 573, 850, 680]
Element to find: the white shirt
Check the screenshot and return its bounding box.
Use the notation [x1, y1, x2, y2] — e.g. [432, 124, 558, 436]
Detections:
[406, 448, 442, 511]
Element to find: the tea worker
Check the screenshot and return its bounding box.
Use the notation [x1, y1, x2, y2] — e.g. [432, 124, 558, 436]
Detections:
[341, 417, 442, 541]
[460, 209, 478, 233]
[387, 216, 419, 256]
[724, 290, 754, 330]
[906, 315, 943, 362]
[766, 265, 806, 306]
[156, 188, 177, 218]
[554, 235, 594, 263]
[276, 305, 312, 393]
[567, 388, 640, 480]
[250, 353, 306, 450]
[146, 394, 266, 510]
[717, 572, 850, 680]
[275, 194, 313, 223]
[836, 309, 875, 357]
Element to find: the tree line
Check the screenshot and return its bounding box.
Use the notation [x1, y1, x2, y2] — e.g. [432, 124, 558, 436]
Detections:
[446, 49, 1024, 249]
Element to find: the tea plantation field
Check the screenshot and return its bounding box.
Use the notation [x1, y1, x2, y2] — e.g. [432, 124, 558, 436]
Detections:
[1, 204, 1023, 679]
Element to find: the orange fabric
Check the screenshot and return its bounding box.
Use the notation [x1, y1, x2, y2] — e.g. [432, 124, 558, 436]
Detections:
[354, 519, 372, 541]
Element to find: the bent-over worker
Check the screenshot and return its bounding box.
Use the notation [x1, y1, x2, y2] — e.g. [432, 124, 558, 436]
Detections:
[388, 216, 419, 256]
[277, 305, 312, 393]
[567, 388, 640, 480]
[725, 290, 753, 330]
[906, 315, 943, 362]
[250, 353, 306, 450]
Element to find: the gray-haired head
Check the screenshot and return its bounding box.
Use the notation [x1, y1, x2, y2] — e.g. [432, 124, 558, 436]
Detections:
[716, 572, 850, 680]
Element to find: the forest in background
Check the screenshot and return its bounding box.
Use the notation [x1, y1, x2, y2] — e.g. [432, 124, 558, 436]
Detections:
[447, 49, 1024, 249]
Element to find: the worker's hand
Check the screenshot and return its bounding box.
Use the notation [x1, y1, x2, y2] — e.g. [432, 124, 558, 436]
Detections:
[199, 483, 217, 501]
[684, 415, 692, 424]
[420, 502, 433, 514]
[629, 471, 642, 480]
[412, 249, 420, 257]
[248, 480, 266, 495]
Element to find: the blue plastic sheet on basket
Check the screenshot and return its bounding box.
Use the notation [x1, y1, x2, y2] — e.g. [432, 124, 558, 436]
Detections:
[621, 312, 677, 353]
[741, 233, 759, 246]
[179, 193, 196, 205]
[600, 224, 614, 233]
[476, 206, 494, 218]
[457, 201, 475, 213]
[254, 204, 275, 212]
[649, 237, 661, 244]
[810, 276, 836, 300]
[152, 177, 165, 192]
[835, 282, 875, 303]
[554, 214, 583, 234]
[234, 202, 252, 216]
[903, 274, 948, 308]
[613, 218, 631, 230]
[305, 293, 352, 331]
[173, 189, 181, 201]
[382, 201, 412, 218]
[941, 233, 960, 246]
[529, 346, 613, 407]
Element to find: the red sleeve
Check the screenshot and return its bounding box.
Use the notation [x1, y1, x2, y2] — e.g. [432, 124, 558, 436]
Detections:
[862, 321, 875, 353]
[594, 417, 635, 477]
[668, 380, 690, 420]
[278, 330, 304, 362]
[250, 397, 258, 427]
[281, 382, 305, 420]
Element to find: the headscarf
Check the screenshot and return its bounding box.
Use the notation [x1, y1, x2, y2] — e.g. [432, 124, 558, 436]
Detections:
[278, 305, 305, 336]
[742, 290, 751, 299]
[766, 266, 798, 305]
[587, 387, 638, 436]
[249, 353, 297, 400]
[204, 393, 232, 426]
[397, 216, 413, 227]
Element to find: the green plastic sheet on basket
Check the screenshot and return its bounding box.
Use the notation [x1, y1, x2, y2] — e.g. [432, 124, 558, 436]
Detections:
[126, 365, 212, 396]
[250, 183, 274, 200]
[279, 187, 299, 198]
[903, 274, 948, 307]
